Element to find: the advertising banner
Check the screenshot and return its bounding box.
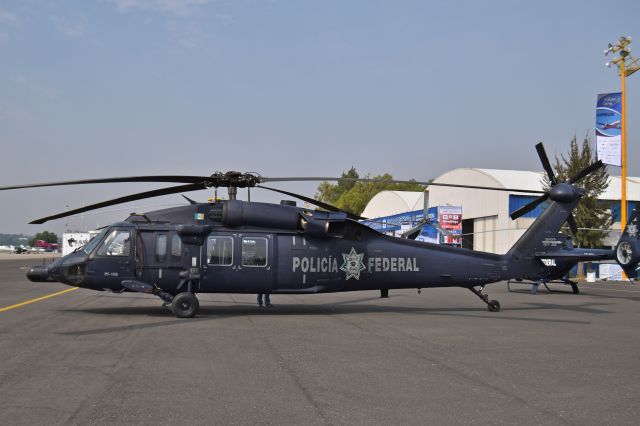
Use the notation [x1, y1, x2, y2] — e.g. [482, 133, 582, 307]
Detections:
[361, 206, 462, 245]
[595, 92, 622, 166]
[415, 207, 439, 244]
[437, 206, 462, 245]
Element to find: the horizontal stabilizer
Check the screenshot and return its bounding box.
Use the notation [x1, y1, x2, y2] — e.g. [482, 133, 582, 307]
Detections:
[534, 249, 613, 261]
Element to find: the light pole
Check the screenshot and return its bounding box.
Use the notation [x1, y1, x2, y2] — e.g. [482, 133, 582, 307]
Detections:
[604, 36, 639, 231]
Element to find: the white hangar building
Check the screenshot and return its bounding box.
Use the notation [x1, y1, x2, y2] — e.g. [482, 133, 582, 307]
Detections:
[362, 169, 640, 254]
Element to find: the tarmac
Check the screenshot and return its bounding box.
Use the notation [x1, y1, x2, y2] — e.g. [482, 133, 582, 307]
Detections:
[1, 256, 639, 425]
[0, 253, 60, 260]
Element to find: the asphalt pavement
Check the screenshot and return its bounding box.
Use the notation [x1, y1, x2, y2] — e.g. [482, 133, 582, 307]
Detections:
[1, 257, 639, 425]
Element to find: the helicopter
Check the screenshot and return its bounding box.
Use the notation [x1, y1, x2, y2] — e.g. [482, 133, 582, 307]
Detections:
[3, 144, 639, 318]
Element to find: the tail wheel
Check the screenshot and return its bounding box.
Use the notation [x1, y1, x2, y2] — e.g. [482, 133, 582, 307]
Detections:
[617, 241, 633, 265]
[487, 300, 501, 312]
[172, 292, 199, 318]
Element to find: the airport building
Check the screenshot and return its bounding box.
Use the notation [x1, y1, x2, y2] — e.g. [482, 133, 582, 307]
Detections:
[362, 169, 640, 254]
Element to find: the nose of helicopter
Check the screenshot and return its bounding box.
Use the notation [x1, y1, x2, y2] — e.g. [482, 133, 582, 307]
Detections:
[26, 265, 55, 282]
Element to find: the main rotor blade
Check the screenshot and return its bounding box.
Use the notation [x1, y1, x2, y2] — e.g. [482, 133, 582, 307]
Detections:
[568, 160, 604, 184]
[510, 193, 549, 220]
[402, 219, 427, 240]
[261, 177, 545, 194]
[4, 173, 547, 195]
[566, 214, 579, 235]
[0, 176, 208, 191]
[29, 183, 206, 224]
[432, 221, 453, 237]
[535, 142, 557, 186]
[401, 218, 453, 240]
[256, 185, 366, 221]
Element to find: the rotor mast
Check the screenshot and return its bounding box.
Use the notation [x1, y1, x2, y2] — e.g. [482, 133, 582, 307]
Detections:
[228, 186, 238, 200]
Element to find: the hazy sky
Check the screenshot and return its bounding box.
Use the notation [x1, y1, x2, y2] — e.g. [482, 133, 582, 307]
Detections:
[1, 0, 639, 235]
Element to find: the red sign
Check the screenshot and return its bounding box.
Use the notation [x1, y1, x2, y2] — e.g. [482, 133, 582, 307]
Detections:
[438, 206, 462, 244]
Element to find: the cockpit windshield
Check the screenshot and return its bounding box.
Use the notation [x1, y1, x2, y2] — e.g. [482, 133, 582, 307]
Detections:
[82, 228, 110, 254]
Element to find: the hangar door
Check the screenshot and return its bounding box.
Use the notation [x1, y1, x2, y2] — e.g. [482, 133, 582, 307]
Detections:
[472, 216, 498, 254]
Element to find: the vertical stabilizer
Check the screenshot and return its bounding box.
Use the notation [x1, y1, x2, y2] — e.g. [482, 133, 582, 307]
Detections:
[507, 192, 581, 260]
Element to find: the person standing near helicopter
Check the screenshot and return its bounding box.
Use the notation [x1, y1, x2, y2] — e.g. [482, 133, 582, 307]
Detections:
[257, 293, 272, 307]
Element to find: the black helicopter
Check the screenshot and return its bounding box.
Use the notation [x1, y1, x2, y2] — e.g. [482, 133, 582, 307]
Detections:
[2, 144, 639, 318]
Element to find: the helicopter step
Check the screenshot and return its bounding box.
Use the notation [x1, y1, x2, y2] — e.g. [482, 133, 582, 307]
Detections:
[468, 285, 501, 312]
[121, 279, 174, 303]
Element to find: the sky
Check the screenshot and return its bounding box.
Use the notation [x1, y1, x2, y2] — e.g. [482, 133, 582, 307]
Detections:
[1, 0, 639, 235]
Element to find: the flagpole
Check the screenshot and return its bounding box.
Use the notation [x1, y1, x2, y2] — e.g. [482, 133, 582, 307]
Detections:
[604, 36, 638, 231]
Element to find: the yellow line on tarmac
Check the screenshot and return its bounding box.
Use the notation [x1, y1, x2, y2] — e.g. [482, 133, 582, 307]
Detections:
[0, 287, 79, 313]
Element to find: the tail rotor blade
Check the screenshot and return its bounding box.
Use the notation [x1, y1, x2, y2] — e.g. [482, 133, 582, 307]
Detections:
[568, 160, 604, 184]
[566, 214, 579, 235]
[510, 193, 549, 220]
[536, 142, 558, 186]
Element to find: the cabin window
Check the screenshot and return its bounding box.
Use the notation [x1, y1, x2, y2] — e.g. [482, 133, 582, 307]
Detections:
[156, 234, 167, 262]
[96, 230, 131, 257]
[171, 234, 181, 259]
[207, 236, 233, 266]
[241, 237, 268, 267]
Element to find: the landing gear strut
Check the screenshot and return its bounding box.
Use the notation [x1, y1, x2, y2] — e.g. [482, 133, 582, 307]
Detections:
[172, 271, 201, 318]
[468, 285, 501, 312]
[121, 275, 201, 318]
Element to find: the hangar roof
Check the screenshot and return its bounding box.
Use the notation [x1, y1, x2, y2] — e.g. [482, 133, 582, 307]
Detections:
[361, 169, 640, 220]
[434, 168, 640, 200]
[361, 190, 424, 219]
[472, 169, 546, 191]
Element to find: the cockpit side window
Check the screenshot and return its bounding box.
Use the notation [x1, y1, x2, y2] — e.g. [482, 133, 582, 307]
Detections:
[96, 230, 131, 257]
[83, 228, 109, 254]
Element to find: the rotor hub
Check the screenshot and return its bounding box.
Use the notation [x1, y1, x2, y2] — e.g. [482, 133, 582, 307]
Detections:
[207, 172, 262, 188]
[549, 183, 579, 203]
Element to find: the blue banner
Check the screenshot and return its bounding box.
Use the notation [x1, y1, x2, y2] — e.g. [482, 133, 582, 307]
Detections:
[596, 92, 622, 166]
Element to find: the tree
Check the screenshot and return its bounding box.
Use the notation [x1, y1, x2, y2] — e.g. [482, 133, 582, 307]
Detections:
[315, 166, 360, 207]
[543, 135, 611, 248]
[316, 167, 425, 216]
[29, 231, 59, 247]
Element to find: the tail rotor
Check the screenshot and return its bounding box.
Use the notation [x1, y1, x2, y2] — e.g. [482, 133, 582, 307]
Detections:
[510, 142, 603, 236]
[615, 207, 640, 279]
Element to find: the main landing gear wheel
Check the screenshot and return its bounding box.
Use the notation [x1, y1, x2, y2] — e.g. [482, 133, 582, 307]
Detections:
[487, 300, 501, 312]
[172, 292, 199, 318]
